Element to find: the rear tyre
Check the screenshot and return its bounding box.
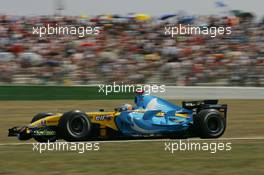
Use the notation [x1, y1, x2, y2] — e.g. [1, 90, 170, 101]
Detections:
[31, 113, 57, 142]
[57, 111, 92, 142]
[194, 109, 226, 138]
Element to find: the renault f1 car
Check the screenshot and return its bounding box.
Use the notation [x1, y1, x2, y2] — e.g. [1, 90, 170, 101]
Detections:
[8, 92, 227, 142]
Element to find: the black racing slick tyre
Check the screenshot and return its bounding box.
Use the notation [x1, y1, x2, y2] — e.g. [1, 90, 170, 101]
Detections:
[194, 109, 226, 138]
[31, 113, 57, 142]
[57, 111, 92, 142]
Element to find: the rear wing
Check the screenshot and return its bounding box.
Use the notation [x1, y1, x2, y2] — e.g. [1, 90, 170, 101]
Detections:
[182, 100, 218, 108]
[182, 100, 227, 118]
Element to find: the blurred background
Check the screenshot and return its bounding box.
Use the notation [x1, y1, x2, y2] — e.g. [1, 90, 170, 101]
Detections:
[0, 0, 264, 86]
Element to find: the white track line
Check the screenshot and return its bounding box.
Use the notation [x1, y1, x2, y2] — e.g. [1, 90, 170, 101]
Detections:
[1, 137, 264, 146]
[0, 142, 33, 146]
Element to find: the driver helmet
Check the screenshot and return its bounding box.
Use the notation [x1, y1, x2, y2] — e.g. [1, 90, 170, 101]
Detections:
[122, 104, 133, 111]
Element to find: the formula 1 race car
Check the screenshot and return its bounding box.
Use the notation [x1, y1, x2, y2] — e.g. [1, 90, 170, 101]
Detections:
[8, 91, 227, 142]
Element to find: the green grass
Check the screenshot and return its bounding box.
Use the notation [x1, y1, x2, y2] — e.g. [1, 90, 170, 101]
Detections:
[0, 140, 264, 175]
[0, 100, 264, 175]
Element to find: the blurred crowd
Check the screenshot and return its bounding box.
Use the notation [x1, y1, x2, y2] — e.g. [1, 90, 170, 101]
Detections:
[0, 12, 264, 86]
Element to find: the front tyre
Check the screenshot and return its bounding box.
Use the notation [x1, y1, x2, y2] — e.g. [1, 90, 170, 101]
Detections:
[194, 109, 226, 138]
[57, 111, 92, 142]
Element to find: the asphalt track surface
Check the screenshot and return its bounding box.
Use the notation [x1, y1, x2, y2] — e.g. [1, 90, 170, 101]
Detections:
[1, 137, 264, 146]
[152, 86, 264, 99]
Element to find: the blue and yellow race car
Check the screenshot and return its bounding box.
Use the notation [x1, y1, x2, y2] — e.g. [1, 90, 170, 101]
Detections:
[8, 92, 227, 142]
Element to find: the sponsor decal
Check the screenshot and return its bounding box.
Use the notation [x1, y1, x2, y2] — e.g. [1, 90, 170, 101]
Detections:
[95, 116, 112, 121]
